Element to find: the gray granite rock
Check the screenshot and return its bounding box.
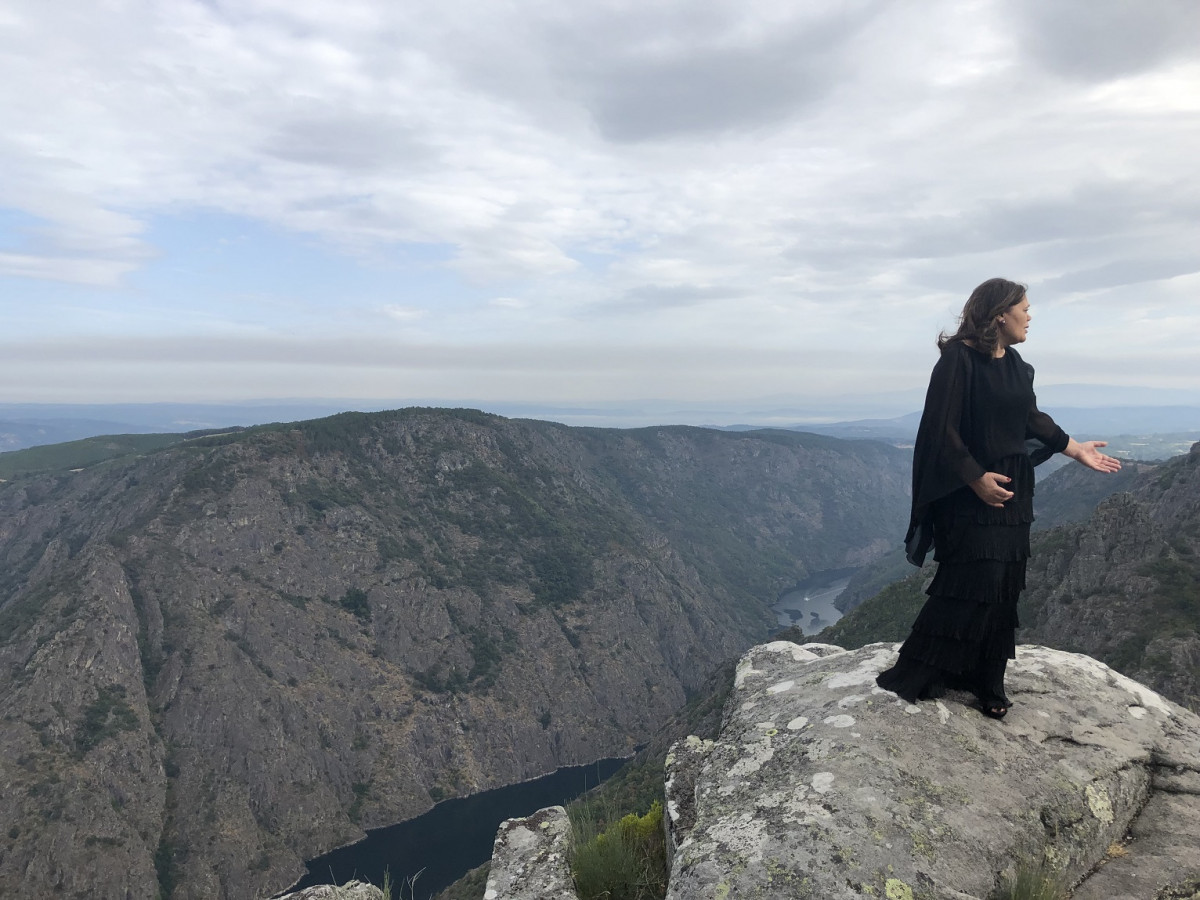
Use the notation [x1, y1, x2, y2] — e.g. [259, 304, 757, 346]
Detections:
[276, 880, 383, 900]
[484, 805, 577, 900]
[665, 641, 1200, 900]
[665, 734, 716, 868]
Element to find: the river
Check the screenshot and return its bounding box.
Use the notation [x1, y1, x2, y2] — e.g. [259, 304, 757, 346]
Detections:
[771, 566, 857, 633]
[284, 570, 855, 897]
[280, 755, 628, 899]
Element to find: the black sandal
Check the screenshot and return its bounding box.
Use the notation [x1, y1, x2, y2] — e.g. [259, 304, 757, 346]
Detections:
[980, 702, 1009, 720]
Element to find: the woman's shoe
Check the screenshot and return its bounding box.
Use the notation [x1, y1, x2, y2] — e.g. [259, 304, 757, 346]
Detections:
[980, 702, 1009, 719]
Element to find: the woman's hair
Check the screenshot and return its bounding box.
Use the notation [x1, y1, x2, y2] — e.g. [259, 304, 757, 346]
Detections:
[938, 277, 1028, 356]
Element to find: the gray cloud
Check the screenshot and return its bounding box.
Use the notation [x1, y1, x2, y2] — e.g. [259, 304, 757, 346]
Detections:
[1040, 256, 1200, 294]
[262, 113, 431, 172]
[560, 7, 878, 142]
[1009, 0, 1200, 81]
[614, 283, 746, 310]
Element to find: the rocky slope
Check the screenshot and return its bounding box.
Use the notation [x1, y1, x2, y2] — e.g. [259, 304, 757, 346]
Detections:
[0, 408, 909, 899]
[485, 641, 1200, 900]
[662, 641, 1200, 900]
[1021, 443, 1200, 708]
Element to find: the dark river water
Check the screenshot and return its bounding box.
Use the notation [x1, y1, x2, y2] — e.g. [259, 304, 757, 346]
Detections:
[279, 755, 628, 899]
[771, 566, 857, 632]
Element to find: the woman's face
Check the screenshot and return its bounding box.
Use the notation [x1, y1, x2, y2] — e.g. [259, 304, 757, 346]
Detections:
[998, 295, 1031, 347]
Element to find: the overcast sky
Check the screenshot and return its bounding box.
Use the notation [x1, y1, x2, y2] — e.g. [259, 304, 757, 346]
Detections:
[1, 0, 1198, 425]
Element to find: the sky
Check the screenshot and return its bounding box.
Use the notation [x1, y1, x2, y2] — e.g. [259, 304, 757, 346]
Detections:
[1, 0, 1198, 426]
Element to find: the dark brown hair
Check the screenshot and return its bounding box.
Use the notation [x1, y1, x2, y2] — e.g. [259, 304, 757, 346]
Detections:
[938, 277, 1028, 357]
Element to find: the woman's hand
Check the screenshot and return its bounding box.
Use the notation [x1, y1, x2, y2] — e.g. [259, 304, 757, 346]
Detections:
[1065, 439, 1123, 473]
[970, 472, 1014, 508]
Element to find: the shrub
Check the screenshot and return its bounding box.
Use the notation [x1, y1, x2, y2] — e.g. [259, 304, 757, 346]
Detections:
[570, 800, 667, 900]
[338, 587, 372, 621]
[75, 685, 139, 757]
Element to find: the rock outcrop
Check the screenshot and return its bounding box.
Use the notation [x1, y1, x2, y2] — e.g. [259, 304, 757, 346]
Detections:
[483, 806, 576, 900]
[663, 641, 1200, 899]
[276, 881, 384, 900]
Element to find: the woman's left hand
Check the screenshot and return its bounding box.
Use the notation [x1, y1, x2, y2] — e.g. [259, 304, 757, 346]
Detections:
[1065, 438, 1123, 473]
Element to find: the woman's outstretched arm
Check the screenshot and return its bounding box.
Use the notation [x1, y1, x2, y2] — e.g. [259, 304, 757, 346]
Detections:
[1063, 438, 1123, 473]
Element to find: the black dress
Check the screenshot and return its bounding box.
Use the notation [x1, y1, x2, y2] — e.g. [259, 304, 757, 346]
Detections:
[876, 341, 1068, 707]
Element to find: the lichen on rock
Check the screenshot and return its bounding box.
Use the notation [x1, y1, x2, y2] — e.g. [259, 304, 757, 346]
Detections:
[663, 641, 1200, 900]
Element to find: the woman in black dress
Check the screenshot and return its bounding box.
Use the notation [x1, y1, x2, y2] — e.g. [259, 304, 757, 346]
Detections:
[876, 278, 1122, 718]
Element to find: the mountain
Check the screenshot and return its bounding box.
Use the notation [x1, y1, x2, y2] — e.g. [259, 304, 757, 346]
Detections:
[0, 408, 909, 900]
[819, 443, 1200, 709]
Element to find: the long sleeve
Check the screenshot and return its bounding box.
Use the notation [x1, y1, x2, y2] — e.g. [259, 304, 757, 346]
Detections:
[929, 351, 987, 487]
[1021, 359, 1069, 466]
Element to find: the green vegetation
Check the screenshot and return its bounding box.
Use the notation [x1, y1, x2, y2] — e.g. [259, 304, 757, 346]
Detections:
[337, 587, 372, 621]
[0, 433, 187, 479]
[348, 781, 370, 824]
[154, 833, 178, 900]
[569, 800, 667, 900]
[0, 584, 55, 645]
[1102, 554, 1200, 677]
[75, 684, 140, 757]
[466, 626, 516, 690]
[991, 858, 1067, 900]
[531, 542, 594, 607]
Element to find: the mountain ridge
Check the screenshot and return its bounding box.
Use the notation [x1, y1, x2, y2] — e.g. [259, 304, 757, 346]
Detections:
[0, 407, 910, 899]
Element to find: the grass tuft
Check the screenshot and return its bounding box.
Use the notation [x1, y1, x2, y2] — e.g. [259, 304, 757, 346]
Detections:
[993, 857, 1068, 900]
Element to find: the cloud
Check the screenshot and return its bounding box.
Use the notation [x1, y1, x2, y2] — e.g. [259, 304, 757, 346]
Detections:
[546, 2, 884, 142]
[0, 0, 1197, 407]
[1008, 0, 1200, 82]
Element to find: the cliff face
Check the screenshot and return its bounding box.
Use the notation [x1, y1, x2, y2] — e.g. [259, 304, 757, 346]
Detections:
[0, 409, 909, 900]
[1021, 443, 1200, 708]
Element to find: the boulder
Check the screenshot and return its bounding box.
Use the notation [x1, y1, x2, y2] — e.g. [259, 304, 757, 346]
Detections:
[275, 880, 384, 899]
[665, 641, 1200, 900]
[484, 805, 577, 900]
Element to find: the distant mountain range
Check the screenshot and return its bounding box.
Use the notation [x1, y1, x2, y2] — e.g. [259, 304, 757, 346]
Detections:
[3, 396, 1198, 454]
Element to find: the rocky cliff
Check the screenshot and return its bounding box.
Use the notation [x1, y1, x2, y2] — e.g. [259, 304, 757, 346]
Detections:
[663, 641, 1200, 899]
[0, 409, 909, 899]
[1021, 443, 1200, 708]
[485, 640, 1200, 899]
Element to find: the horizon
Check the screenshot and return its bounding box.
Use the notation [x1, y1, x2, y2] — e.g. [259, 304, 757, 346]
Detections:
[4, 383, 1200, 436]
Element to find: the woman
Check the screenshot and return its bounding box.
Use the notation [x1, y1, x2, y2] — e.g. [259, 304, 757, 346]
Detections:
[876, 278, 1121, 718]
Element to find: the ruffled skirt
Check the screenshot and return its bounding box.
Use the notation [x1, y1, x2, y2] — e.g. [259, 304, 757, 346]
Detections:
[876, 454, 1033, 706]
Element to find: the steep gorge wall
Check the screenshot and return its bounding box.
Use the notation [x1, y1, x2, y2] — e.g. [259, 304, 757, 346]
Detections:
[0, 409, 909, 899]
[1022, 443, 1200, 707]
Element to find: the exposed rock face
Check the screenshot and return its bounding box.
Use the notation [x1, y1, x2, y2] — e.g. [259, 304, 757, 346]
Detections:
[483, 806, 575, 900]
[665, 641, 1200, 900]
[0, 410, 909, 899]
[1022, 444, 1200, 708]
